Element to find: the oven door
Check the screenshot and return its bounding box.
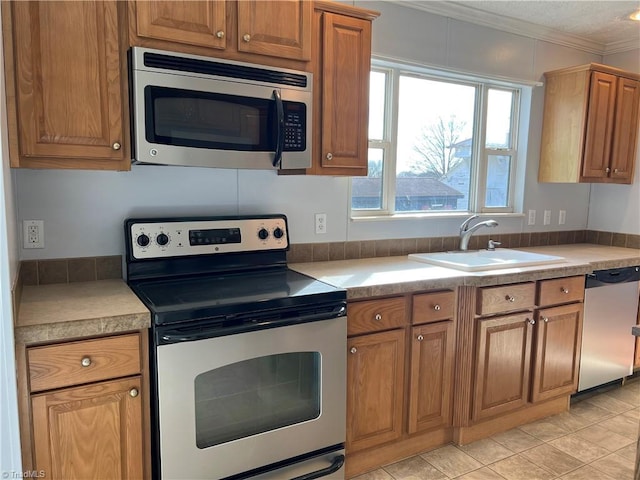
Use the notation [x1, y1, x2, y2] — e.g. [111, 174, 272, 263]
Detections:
[155, 316, 346, 480]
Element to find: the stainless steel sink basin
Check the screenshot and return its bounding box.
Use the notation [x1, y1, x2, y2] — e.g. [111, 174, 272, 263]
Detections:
[408, 249, 566, 272]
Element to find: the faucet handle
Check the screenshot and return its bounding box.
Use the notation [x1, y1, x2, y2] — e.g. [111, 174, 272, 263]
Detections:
[487, 239, 501, 251]
[460, 214, 479, 233]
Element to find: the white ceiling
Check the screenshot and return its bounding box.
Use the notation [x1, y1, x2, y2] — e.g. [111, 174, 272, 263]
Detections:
[405, 0, 640, 54]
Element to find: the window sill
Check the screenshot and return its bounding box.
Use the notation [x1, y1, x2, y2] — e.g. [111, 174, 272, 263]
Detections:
[350, 212, 526, 222]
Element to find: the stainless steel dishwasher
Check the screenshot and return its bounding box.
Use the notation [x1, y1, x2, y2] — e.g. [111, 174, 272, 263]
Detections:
[578, 266, 640, 392]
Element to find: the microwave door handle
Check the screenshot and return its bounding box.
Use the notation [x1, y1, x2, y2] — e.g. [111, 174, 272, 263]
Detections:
[273, 89, 285, 167]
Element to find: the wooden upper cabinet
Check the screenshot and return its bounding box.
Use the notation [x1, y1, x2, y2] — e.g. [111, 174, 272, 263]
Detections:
[132, 1, 311, 67]
[306, 2, 378, 176]
[539, 63, 640, 184]
[237, 1, 311, 60]
[135, 1, 227, 50]
[3, 1, 129, 170]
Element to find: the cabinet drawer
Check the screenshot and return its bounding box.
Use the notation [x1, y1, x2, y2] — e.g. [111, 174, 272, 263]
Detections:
[476, 283, 535, 316]
[348, 297, 406, 335]
[412, 290, 455, 324]
[537, 276, 585, 306]
[28, 334, 141, 392]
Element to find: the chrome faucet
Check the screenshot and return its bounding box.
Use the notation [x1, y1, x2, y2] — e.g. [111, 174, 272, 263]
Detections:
[459, 215, 498, 251]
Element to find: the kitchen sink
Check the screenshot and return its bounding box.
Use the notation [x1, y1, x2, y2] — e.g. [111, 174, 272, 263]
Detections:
[408, 249, 566, 272]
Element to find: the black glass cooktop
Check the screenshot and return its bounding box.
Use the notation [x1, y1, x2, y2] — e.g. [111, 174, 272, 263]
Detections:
[129, 267, 345, 325]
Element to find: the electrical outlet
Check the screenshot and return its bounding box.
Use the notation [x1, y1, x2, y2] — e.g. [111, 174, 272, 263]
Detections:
[543, 210, 551, 225]
[527, 210, 536, 226]
[315, 213, 327, 234]
[559, 210, 566, 225]
[23, 220, 44, 249]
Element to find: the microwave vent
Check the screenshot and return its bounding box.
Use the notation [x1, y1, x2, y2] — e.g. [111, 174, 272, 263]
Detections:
[143, 52, 308, 89]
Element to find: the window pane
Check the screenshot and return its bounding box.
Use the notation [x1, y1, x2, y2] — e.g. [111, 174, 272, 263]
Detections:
[195, 352, 320, 449]
[486, 89, 513, 149]
[485, 155, 511, 207]
[396, 76, 475, 211]
[369, 71, 386, 140]
[352, 148, 384, 210]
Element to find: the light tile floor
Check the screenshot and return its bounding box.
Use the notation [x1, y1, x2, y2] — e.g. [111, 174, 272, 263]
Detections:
[353, 377, 639, 480]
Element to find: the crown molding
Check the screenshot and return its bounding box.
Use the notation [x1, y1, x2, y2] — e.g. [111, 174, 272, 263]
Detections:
[398, 0, 623, 56]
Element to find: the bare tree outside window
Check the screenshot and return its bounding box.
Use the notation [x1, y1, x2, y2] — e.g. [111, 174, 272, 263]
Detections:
[409, 115, 466, 177]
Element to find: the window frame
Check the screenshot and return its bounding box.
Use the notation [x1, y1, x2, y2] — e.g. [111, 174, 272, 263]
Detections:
[351, 60, 523, 218]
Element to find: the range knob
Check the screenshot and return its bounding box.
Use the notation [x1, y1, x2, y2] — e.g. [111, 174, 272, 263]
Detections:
[156, 233, 169, 246]
[136, 234, 150, 247]
[258, 228, 269, 240]
[273, 227, 284, 239]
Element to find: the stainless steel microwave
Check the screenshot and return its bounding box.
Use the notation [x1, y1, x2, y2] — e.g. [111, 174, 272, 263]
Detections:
[130, 47, 312, 170]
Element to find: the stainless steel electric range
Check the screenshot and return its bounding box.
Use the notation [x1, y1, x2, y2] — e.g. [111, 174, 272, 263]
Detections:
[125, 214, 347, 480]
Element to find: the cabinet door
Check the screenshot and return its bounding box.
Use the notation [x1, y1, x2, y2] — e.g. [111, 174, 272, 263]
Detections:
[408, 321, 455, 433]
[531, 304, 583, 403]
[582, 72, 617, 180]
[317, 12, 371, 173]
[135, 1, 227, 49]
[610, 77, 640, 183]
[473, 313, 533, 421]
[10, 1, 128, 169]
[237, 0, 311, 60]
[31, 377, 143, 479]
[347, 329, 405, 452]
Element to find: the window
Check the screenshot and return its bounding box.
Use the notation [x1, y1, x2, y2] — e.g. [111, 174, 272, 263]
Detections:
[352, 62, 522, 216]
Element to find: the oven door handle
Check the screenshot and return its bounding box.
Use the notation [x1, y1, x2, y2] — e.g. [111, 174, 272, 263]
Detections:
[290, 454, 345, 480]
[272, 89, 285, 168]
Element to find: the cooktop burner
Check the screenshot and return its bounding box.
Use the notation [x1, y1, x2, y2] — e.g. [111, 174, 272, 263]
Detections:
[125, 215, 346, 326]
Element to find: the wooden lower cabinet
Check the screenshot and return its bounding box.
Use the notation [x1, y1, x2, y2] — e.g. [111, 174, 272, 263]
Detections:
[408, 321, 455, 433]
[531, 303, 583, 402]
[347, 328, 405, 452]
[31, 376, 144, 480]
[472, 313, 533, 421]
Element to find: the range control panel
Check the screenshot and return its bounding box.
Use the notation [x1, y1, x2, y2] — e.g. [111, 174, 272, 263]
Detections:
[127, 216, 288, 260]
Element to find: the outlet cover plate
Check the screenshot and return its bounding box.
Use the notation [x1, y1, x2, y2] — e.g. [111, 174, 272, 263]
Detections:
[23, 220, 44, 249]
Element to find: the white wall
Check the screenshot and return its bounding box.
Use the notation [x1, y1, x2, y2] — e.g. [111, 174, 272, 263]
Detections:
[12, 2, 612, 260]
[587, 49, 640, 235]
[0, 5, 24, 472]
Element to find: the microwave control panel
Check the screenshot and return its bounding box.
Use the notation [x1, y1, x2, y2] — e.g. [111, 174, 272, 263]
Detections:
[127, 216, 289, 260]
[283, 104, 306, 152]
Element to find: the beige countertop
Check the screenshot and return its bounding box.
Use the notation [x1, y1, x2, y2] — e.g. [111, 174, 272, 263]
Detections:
[291, 244, 640, 299]
[15, 279, 150, 345]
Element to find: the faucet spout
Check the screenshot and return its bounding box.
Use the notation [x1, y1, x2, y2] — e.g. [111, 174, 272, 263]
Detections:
[458, 216, 498, 251]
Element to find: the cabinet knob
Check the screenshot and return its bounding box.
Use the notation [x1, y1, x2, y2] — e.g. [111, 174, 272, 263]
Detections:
[528, 318, 536, 325]
[326, 152, 333, 161]
[81, 356, 92, 367]
[243, 33, 251, 42]
[505, 295, 516, 302]
[129, 388, 139, 398]
[614, 168, 619, 174]
[433, 304, 441, 311]
[112, 142, 121, 151]
[216, 30, 225, 39]
[561, 287, 569, 294]
[605, 167, 611, 173]
[542, 316, 549, 323]
[417, 334, 424, 341]
[374, 313, 382, 321]
[350, 347, 357, 354]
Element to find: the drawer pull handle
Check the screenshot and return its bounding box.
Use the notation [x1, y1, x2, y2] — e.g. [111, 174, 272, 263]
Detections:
[433, 304, 441, 311]
[129, 388, 139, 398]
[350, 347, 357, 354]
[81, 357, 92, 367]
[542, 316, 549, 323]
[417, 334, 424, 341]
[374, 313, 382, 321]
[506, 295, 515, 302]
[528, 318, 536, 325]
[561, 287, 569, 294]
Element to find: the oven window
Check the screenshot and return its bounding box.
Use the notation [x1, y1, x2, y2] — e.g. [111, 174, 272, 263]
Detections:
[194, 352, 320, 449]
[145, 86, 275, 151]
